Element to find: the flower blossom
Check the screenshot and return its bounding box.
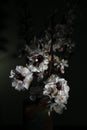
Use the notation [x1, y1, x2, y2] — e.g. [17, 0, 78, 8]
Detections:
[53, 56, 68, 73]
[9, 66, 33, 91]
[60, 59, 69, 73]
[43, 74, 70, 115]
[27, 53, 51, 74]
[48, 102, 66, 116]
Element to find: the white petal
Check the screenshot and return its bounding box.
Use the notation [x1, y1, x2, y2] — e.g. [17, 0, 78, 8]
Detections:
[53, 104, 65, 114]
[15, 81, 24, 91]
[23, 74, 33, 89]
[23, 82, 30, 90]
[39, 63, 48, 72]
[43, 90, 50, 95]
[12, 80, 17, 87]
[29, 65, 40, 72]
[43, 59, 49, 65]
[21, 67, 30, 76]
[44, 84, 50, 89]
[9, 70, 15, 78]
[16, 66, 23, 73]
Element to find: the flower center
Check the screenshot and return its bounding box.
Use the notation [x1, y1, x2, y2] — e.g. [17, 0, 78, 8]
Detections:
[33, 55, 44, 66]
[56, 82, 62, 90]
[15, 72, 25, 81]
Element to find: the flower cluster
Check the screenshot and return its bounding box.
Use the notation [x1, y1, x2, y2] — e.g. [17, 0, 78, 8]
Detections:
[9, 22, 74, 115]
[43, 75, 69, 115]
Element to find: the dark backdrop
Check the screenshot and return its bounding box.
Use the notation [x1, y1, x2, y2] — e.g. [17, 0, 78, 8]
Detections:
[0, 0, 87, 128]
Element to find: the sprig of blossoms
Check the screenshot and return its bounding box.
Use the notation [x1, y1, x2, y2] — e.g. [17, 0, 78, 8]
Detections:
[9, 20, 74, 115]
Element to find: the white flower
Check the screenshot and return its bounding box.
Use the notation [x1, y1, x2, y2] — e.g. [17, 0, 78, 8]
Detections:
[60, 59, 69, 73]
[43, 82, 58, 98]
[53, 56, 69, 74]
[28, 54, 50, 73]
[52, 55, 68, 74]
[12, 79, 24, 91]
[10, 66, 33, 91]
[43, 74, 70, 114]
[43, 75, 58, 96]
[15, 66, 30, 76]
[40, 55, 49, 72]
[48, 102, 66, 116]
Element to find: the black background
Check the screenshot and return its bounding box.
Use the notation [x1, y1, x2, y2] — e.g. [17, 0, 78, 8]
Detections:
[0, 0, 87, 129]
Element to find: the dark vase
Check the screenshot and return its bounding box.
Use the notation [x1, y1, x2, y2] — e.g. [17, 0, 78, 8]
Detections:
[23, 96, 53, 130]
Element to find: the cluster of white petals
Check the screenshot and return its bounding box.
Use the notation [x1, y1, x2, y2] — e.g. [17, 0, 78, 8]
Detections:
[27, 52, 51, 73]
[54, 56, 69, 73]
[9, 32, 71, 116]
[9, 42, 70, 116]
[9, 66, 33, 91]
[43, 75, 70, 115]
[25, 44, 69, 74]
[8, 7, 76, 116]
